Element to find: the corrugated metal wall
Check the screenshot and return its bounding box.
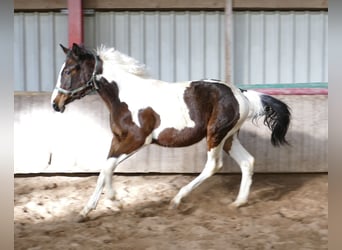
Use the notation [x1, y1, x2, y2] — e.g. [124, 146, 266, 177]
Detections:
[84, 11, 226, 82]
[233, 11, 328, 84]
[14, 11, 327, 91]
[14, 12, 68, 91]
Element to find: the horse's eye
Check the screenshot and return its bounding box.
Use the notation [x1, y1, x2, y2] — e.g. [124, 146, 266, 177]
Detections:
[64, 69, 71, 75]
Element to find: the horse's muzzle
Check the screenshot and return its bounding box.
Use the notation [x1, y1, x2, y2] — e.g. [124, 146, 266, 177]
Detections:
[52, 102, 65, 113]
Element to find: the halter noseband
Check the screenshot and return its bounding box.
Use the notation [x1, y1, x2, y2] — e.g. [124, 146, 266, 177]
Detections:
[55, 52, 99, 97]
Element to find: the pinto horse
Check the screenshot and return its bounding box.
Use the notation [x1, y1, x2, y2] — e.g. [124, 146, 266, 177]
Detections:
[51, 43, 291, 222]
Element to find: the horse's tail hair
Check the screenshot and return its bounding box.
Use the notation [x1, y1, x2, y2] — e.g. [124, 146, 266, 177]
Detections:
[241, 90, 291, 147]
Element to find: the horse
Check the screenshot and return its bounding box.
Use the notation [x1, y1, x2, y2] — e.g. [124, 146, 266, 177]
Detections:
[51, 43, 291, 222]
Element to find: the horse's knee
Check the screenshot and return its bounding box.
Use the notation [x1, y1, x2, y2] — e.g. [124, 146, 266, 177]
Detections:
[104, 157, 117, 171]
[203, 162, 222, 176]
[240, 157, 254, 176]
[102, 158, 119, 184]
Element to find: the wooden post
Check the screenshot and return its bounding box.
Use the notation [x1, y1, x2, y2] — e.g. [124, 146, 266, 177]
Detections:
[225, 0, 233, 84]
[68, 0, 83, 47]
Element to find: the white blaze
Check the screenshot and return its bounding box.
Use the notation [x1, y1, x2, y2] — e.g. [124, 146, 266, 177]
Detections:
[51, 63, 65, 105]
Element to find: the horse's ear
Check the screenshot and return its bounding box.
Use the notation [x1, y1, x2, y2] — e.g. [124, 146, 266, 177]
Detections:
[71, 43, 83, 56]
[59, 44, 69, 54]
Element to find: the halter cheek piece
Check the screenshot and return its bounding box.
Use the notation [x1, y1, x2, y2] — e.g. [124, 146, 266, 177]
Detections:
[54, 52, 99, 97]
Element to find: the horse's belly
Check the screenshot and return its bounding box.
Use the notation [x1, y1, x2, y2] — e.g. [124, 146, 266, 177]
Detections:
[152, 125, 206, 147]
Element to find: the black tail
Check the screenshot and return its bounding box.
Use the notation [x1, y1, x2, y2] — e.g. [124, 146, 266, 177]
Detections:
[241, 90, 291, 147]
[259, 94, 291, 146]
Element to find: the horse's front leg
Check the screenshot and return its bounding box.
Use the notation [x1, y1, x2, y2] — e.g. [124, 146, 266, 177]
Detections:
[77, 136, 147, 222]
[77, 156, 119, 222]
[77, 155, 129, 222]
[77, 166, 106, 222]
[98, 154, 136, 217]
[103, 155, 127, 201]
[77, 106, 157, 222]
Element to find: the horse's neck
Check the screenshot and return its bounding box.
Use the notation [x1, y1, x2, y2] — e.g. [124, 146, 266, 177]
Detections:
[103, 65, 148, 88]
[96, 78, 121, 111]
[96, 73, 149, 112]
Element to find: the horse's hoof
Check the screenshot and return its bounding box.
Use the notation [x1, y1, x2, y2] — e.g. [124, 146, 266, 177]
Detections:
[104, 199, 122, 211]
[229, 200, 247, 209]
[106, 190, 116, 201]
[168, 199, 180, 210]
[228, 203, 239, 211]
[75, 214, 89, 223]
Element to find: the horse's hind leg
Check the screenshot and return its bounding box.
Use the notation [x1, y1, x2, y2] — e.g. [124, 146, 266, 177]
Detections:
[169, 143, 224, 209]
[224, 135, 255, 207]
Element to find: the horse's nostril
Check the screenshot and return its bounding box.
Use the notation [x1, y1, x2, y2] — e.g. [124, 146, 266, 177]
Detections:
[52, 102, 60, 112]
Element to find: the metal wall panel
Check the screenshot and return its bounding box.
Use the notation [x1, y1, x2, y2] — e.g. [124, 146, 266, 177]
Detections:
[14, 11, 327, 91]
[14, 12, 68, 92]
[84, 11, 225, 82]
[233, 11, 328, 84]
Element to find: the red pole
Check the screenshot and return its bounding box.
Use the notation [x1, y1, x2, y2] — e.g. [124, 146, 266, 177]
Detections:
[68, 0, 83, 47]
[225, 0, 233, 84]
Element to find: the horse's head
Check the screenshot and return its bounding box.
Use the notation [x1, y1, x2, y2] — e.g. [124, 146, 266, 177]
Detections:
[51, 43, 100, 113]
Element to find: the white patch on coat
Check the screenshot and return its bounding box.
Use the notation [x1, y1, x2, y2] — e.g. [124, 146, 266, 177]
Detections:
[202, 79, 225, 84]
[234, 92, 250, 131]
[51, 63, 65, 105]
[97, 47, 196, 139]
[241, 90, 264, 119]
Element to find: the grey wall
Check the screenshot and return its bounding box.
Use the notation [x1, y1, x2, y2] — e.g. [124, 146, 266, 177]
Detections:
[14, 11, 327, 91]
[14, 12, 68, 91]
[233, 11, 328, 84]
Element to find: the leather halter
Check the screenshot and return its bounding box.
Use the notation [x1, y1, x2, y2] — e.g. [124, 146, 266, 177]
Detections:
[54, 52, 99, 96]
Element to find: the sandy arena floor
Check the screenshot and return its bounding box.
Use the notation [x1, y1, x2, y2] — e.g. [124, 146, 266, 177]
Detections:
[14, 174, 327, 250]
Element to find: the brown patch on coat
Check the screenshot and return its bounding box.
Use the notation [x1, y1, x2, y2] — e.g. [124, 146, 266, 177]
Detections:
[223, 136, 234, 153]
[96, 78, 159, 158]
[155, 81, 240, 150]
